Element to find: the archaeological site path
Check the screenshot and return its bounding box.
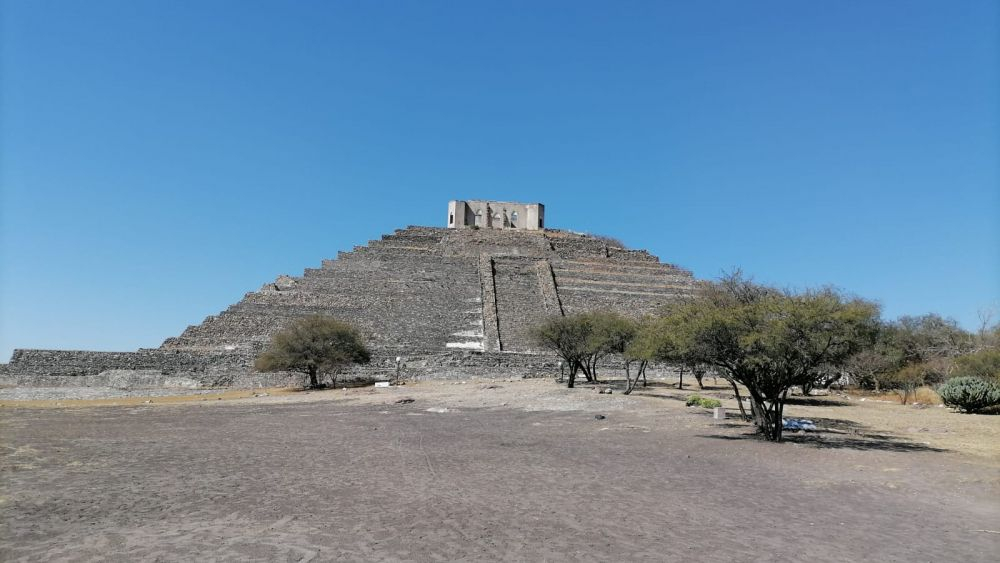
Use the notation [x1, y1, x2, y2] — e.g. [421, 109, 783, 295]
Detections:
[2, 380, 998, 562]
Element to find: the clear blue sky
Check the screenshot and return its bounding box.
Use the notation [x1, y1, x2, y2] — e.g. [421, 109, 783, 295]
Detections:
[1, 1, 998, 360]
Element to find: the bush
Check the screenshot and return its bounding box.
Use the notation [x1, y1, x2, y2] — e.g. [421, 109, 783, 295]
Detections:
[698, 397, 722, 408]
[937, 377, 1000, 413]
[685, 395, 722, 408]
[953, 348, 1000, 382]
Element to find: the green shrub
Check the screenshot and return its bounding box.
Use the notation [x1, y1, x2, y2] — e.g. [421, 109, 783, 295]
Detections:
[938, 377, 1000, 413]
[685, 394, 722, 408]
[953, 348, 1000, 382]
[698, 397, 722, 409]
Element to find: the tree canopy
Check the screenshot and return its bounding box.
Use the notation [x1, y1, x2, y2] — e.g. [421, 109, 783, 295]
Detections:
[951, 347, 1000, 382]
[255, 316, 371, 388]
[654, 273, 880, 441]
[532, 311, 637, 388]
[531, 314, 592, 387]
[890, 314, 973, 366]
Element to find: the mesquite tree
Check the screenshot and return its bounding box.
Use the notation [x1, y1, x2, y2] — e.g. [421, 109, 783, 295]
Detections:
[584, 312, 637, 383]
[623, 319, 658, 394]
[624, 316, 715, 397]
[255, 316, 371, 388]
[623, 317, 680, 395]
[533, 312, 638, 388]
[532, 314, 593, 388]
[656, 273, 879, 441]
[844, 341, 903, 391]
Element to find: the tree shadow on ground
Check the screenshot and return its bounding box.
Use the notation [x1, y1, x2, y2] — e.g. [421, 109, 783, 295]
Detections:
[964, 405, 1000, 415]
[286, 386, 332, 393]
[286, 379, 373, 392]
[698, 434, 946, 453]
[784, 396, 851, 407]
[628, 393, 689, 403]
[697, 415, 948, 453]
[635, 380, 729, 391]
[709, 422, 749, 429]
[589, 377, 728, 391]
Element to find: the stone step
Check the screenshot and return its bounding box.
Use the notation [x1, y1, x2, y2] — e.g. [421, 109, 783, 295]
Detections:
[348, 246, 443, 258]
[609, 253, 659, 263]
[492, 260, 552, 354]
[240, 290, 478, 307]
[381, 231, 447, 243]
[556, 284, 694, 298]
[230, 296, 477, 314]
[559, 289, 680, 318]
[554, 277, 696, 294]
[367, 238, 441, 251]
[301, 266, 479, 281]
[552, 267, 694, 285]
[319, 254, 477, 270]
[554, 258, 690, 275]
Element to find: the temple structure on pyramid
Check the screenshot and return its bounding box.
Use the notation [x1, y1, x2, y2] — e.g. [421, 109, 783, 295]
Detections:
[2, 200, 699, 384]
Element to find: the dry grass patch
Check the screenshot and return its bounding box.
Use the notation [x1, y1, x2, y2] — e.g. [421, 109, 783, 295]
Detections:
[861, 386, 944, 405]
[0, 387, 301, 409]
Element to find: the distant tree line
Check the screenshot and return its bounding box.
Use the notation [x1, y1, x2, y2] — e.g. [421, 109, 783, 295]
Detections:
[843, 312, 1000, 406]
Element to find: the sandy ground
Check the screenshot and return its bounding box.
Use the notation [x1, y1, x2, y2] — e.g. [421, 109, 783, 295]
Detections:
[2, 377, 999, 561]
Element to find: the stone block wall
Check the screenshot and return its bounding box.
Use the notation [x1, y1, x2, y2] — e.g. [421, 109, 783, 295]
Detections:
[0, 349, 257, 388]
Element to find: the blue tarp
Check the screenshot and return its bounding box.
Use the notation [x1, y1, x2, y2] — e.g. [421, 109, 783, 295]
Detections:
[782, 418, 817, 431]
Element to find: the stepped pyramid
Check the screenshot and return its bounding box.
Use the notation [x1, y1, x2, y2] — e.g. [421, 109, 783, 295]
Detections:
[2, 201, 699, 381]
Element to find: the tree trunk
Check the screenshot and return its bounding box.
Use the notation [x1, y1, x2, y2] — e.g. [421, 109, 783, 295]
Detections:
[677, 365, 684, 389]
[568, 363, 578, 388]
[308, 367, 319, 389]
[749, 393, 784, 442]
[625, 360, 647, 394]
[729, 380, 749, 421]
[694, 369, 705, 390]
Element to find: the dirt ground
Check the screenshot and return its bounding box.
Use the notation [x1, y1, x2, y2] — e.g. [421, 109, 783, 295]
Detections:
[2, 377, 998, 561]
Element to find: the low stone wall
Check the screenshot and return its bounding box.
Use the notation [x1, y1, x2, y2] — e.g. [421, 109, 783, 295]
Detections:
[0, 347, 676, 389]
[4, 349, 252, 377]
[0, 370, 305, 390]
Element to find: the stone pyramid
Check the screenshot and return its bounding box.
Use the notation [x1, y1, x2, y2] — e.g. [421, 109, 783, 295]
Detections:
[2, 202, 699, 382]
